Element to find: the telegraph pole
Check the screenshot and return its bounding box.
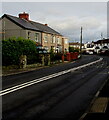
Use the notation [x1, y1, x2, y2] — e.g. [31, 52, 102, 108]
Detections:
[101, 32, 103, 47]
[101, 32, 103, 40]
[80, 26, 83, 53]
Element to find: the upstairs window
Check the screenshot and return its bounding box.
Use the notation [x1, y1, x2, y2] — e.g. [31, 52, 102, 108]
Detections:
[28, 31, 31, 40]
[35, 33, 39, 42]
[44, 34, 48, 43]
[57, 37, 60, 44]
[53, 36, 55, 43]
[65, 39, 68, 44]
[51, 35, 55, 43]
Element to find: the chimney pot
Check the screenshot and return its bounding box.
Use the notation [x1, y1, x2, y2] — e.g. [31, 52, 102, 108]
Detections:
[45, 24, 48, 26]
[19, 12, 29, 21]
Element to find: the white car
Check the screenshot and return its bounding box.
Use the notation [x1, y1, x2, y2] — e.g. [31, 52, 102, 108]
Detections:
[88, 51, 93, 54]
[86, 50, 93, 55]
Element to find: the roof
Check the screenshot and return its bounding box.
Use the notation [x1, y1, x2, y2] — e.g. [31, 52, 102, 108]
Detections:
[2, 14, 40, 31]
[30, 21, 61, 35]
[1, 14, 61, 35]
[94, 39, 109, 44]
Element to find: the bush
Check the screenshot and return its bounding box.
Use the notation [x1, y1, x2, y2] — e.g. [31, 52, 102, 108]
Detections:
[2, 37, 38, 66]
[54, 53, 62, 61]
[50, 53, 62, 63]
[50, 48, 55, 62]
[69, 47, 79, 52]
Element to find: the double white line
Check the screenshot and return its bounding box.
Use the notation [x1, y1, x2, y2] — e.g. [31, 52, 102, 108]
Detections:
[0, 58, 103, 96]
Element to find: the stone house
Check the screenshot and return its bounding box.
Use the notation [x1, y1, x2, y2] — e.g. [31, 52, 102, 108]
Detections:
[0, 12, 69, 53]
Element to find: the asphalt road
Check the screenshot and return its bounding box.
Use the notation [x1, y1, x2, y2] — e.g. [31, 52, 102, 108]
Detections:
[2, 55, 109, 120]
[3, 55, 100, 89]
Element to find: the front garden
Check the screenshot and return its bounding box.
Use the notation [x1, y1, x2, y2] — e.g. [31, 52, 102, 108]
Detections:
[2, 37, 63, 69]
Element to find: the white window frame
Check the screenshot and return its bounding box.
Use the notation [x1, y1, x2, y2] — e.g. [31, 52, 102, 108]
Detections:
[44, 34, 48, 43]
[65, 39, 68, 44]
[57, 37, 60, 44]
[53, 36, 55, 43]
[51, 35, 55, 43]
[35, 33, 39, 42]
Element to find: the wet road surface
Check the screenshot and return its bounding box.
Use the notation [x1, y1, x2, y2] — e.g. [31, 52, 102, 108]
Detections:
[2, 55, 109, 119]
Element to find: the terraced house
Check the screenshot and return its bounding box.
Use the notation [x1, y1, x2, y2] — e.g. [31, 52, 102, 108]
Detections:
[0, 12, 69, 53]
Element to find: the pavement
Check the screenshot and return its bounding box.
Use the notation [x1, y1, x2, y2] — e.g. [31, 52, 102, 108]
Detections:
[80, 55, 109, 120]
[80, 74, 109, 120]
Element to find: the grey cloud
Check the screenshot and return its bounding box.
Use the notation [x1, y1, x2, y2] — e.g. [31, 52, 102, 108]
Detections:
[48, 15, 106, 42]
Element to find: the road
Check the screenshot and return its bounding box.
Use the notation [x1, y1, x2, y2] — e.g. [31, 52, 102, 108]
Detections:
[2, 55, 109, 120]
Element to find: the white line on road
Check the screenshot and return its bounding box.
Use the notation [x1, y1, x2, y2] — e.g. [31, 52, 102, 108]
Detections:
[0, 58, 103, 96]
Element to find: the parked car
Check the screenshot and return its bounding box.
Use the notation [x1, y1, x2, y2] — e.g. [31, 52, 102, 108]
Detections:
[94, 46, 100, 54]
[98, 48, 109, 55]
[86, 50, 94, 55]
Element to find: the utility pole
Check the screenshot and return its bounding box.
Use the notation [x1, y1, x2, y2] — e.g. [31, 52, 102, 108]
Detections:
[101, 32, 103, 40]
[80, 26, 83, 53]
[101, 32, 103, 47]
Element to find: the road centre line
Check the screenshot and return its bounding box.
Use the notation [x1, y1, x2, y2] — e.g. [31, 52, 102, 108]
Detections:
[0, 58, 103, 96]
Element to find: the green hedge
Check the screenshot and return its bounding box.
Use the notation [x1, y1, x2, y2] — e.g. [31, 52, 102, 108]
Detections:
[2, 37, 38, 66]
[50, 53, 62, 62]
[69, 47, 79, 52]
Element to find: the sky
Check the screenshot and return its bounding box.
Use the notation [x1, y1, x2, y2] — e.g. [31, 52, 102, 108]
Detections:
[1, 2, 108, 43]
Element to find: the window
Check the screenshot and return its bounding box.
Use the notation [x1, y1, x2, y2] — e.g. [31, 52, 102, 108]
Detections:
[53, 36, 55, 43]
[57, 37, 60, 44]
[51, 36, 53, 43]
[65, 39, 68, 44]
[35, 33, 39, 42]
[51, 35, 55, 43]
[87, 44, 94, 48]
[44, 34, 48, 43]
[28, 31, 31, 39]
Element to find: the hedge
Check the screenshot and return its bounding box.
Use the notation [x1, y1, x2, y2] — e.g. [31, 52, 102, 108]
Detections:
[2, 37, 38, 66]
[69, 47, 79, 52]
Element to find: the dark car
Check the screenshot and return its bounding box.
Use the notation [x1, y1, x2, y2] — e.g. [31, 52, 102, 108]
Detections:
[99, 48, 109, 55]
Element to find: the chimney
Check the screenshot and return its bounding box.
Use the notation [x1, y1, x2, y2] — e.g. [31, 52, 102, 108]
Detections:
[19, 12, 29, 21]
[45, 24, 48, 26]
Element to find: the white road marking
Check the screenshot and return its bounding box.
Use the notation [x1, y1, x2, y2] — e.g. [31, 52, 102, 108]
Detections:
[0, 58, 103, 96]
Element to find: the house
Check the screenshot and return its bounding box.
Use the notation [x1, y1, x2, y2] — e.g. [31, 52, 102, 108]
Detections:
[94, 39, 109, 49]
[93, 39, 109, 54]
[83, 39, 109, 54]
[83, 42, 95, 54]
[0, 12, 69, 53]
[69, 42, 84, 49]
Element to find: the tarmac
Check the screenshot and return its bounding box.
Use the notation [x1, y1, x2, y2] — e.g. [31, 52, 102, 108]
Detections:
[2, 56, 109, 120]
[2, 61, 69, 76]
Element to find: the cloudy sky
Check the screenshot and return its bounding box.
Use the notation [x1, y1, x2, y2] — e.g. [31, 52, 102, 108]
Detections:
[1, 2, 107, 43]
